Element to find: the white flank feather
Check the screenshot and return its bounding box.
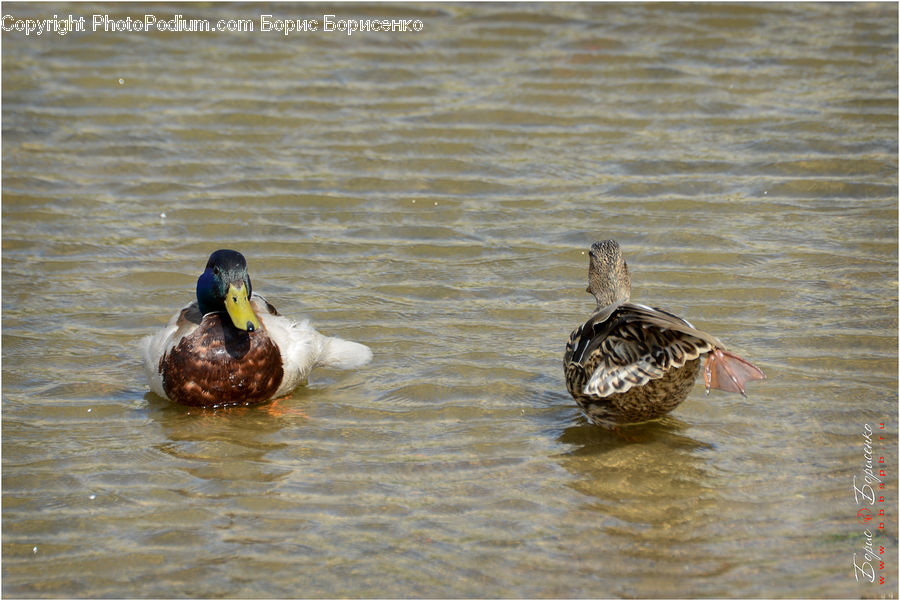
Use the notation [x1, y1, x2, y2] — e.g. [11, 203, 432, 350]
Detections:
[260, 308, 372, 397]
[140, 300, 199, 400]
[139, 331, 169, 398]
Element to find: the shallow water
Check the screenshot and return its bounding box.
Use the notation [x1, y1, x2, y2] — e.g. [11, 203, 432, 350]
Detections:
[2, 2, 898, 598]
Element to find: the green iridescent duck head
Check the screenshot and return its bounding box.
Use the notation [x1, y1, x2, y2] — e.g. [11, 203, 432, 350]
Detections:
[196, 249, 261, 332]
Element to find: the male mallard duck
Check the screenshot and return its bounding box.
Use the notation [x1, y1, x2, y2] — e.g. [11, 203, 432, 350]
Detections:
[564, 240, 765, 428]
[141, 249, 372, 407]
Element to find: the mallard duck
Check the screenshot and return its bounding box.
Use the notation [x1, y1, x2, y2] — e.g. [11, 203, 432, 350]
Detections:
[141, 249, 372, 407]
[564, 240, 765, 428]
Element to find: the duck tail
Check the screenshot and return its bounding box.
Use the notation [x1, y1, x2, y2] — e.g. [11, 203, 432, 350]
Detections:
[318, 335, 373, 370]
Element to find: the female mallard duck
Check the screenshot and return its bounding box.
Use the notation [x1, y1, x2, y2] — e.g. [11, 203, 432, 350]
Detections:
[564, 240, 765, 428]
[141, 249, 372, 407]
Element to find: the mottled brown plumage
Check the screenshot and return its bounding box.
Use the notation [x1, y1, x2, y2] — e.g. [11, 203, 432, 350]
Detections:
[159, 309, 284, 407]
[564, 240, 765, 428]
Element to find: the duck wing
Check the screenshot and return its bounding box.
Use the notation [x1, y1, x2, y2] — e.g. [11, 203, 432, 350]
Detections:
[140, 301, 203, 399]
[570, 302, 721, 398]
[253, 294, 372, 397]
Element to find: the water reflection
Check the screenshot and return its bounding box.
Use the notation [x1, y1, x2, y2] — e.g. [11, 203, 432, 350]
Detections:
[148, 393, 306, 492]
[558, 418, 717, 528]
[556, 418, 735, 595]
[559, 414, 711, 452]
[560, 420, 717, 531]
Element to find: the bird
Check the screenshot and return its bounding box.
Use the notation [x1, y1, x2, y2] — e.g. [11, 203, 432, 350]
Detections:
[563, 240, 765, 428]
[141, 249, 372, 407]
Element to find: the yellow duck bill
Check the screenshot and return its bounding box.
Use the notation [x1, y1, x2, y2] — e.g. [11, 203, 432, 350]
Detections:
[224, 281, 261, 332]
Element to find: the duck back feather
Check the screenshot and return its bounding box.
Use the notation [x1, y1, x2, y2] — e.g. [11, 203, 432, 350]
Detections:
[253, 295, 372, 397]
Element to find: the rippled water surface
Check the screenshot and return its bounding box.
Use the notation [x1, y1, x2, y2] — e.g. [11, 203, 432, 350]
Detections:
[3, 2, 898, 598]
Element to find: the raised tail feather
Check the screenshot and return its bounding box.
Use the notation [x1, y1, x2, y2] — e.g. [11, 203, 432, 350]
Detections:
[318, 336, 373, 370]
